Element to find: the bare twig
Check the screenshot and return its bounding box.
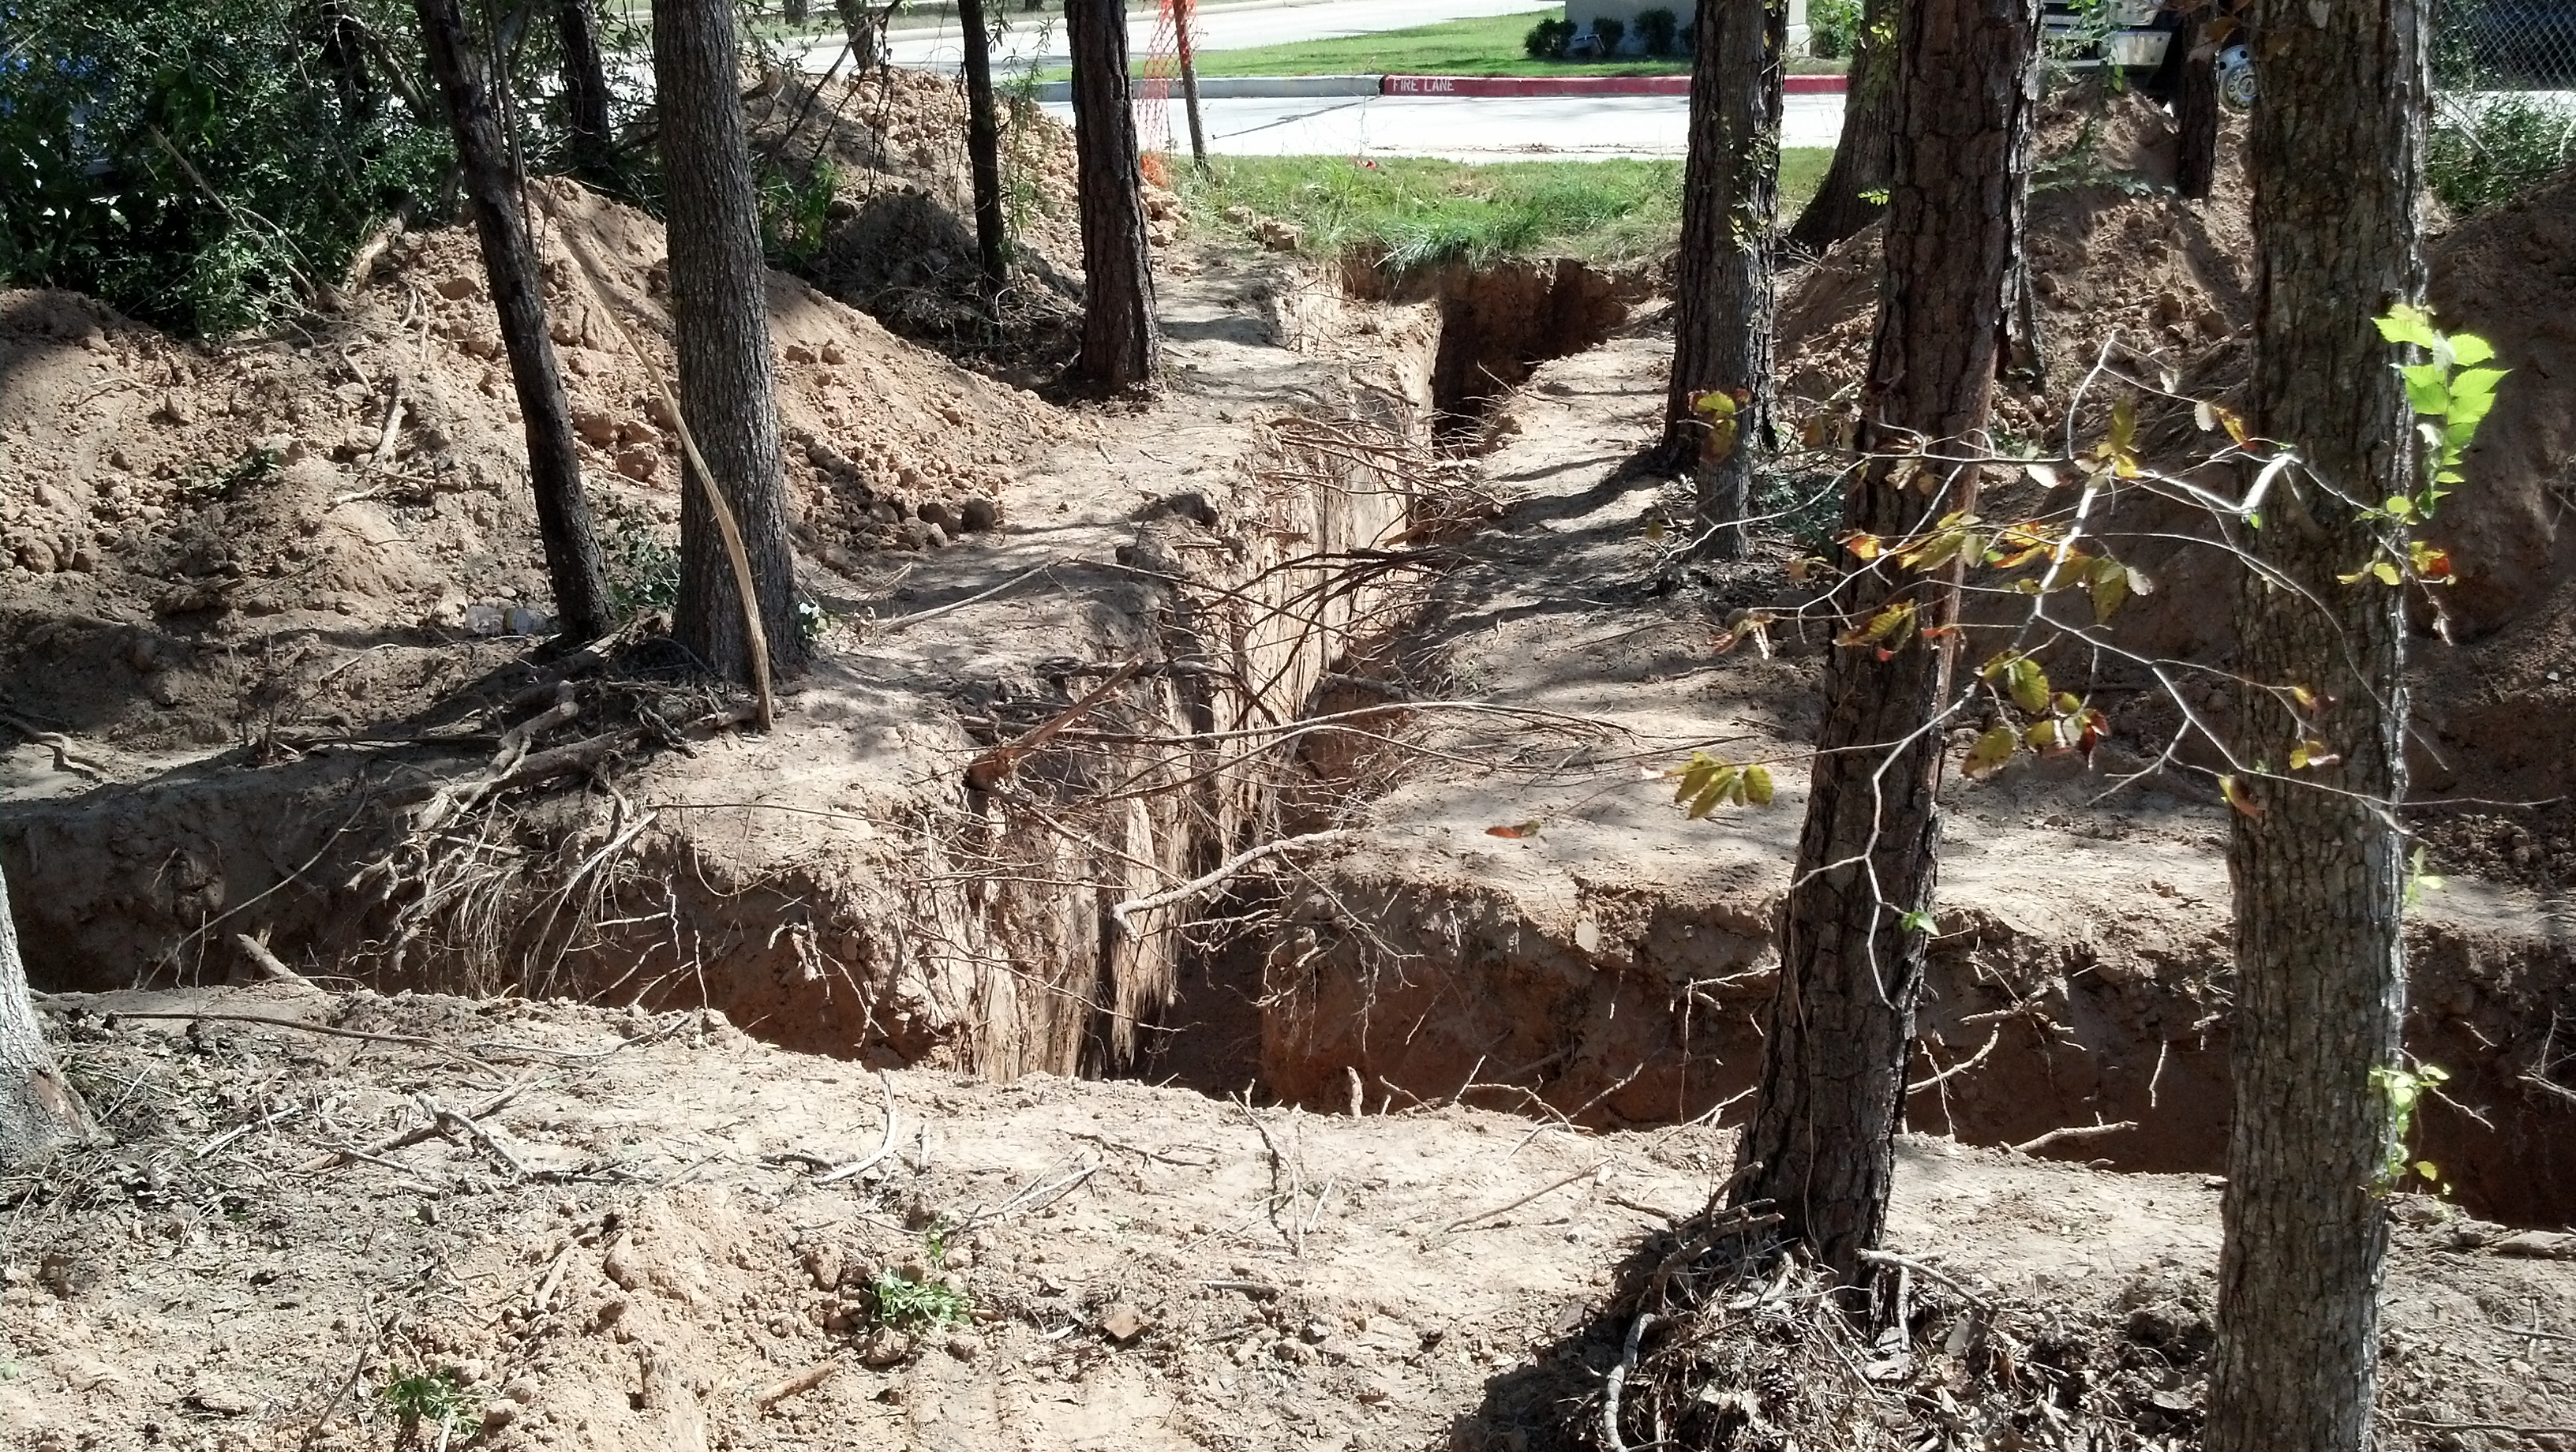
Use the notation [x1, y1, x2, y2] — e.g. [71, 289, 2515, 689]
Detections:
[1109, 830, 1353, 936]
[1855, 1248, 1993, 1310]
[300, 1080, 531, 1173]
[963, 659, 1144, 791]
[2010, 1121, 2138, 1155]
[811, 1069, 901, 1184]
[753, 1360, 840, 1407]
[1443, 1162, 1602, 1234]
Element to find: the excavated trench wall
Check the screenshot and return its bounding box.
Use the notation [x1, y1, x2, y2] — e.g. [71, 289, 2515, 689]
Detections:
[1257, 862, 2576, 1227]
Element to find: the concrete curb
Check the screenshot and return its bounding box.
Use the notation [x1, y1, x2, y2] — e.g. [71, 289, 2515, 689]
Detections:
[1034, 72, 1848, 101]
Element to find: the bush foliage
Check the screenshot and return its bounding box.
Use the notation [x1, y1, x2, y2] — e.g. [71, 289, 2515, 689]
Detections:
[2428, 95, 2576, 217]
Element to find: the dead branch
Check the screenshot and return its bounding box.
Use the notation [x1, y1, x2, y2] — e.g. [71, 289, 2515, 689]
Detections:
[1602, 1310, 1660, 1452]
[753, 1360, 840, 1407]
[963, 658, 1144, 791]
[419, 1091, 528, 1177]
[234, 934, 323, 992]
[0, 707, 108, 779]
[547, 215, 776, 730]
[300, 1079, 530, 1173]
[811, 1069, 901, 1184]
[1443, 1162, 1602, 1233]
[1854, 1248, 1993, 1309]
[2011, 1121, 2138, 1155]
[1109, 830, 1352, 937]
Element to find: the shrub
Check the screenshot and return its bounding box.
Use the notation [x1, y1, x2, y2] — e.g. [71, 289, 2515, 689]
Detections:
[1524, 17, 1575, 58]
[2428, 95, 2576, 216]
[0, 0, 457, 335]
[1637, 7, 1680, 54]
[1593, 15, 1627, 54]
[1808, 0, 1861, 58]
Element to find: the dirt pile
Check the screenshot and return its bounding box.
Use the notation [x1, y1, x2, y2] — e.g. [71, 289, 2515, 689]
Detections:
[1776, 85, 2253, 444]
[751, 65, 1187, 380]
[0, 176, 1059, 757]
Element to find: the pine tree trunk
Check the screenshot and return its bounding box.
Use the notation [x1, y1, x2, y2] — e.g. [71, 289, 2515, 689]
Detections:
[1787, 0, 1897, 251]
[1, 863, 88, 1170]
[958, 0, 1012, 295]
[654, 0, 809, 682]
[2174, 15, 2221, 200]
[2203, 0, 2426, 1442]
[1665, 0, 1787, 561]
[1067, 0, 1159, 390]
[556, 0, 619, 184]
[418, 0, 616, 644]
[1732, 0, 2039, 1291]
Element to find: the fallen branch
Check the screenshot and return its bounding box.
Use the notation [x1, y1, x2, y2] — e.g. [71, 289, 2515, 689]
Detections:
[1601, 1310, 1660, 1452]
[1443, 1162, 1602, 1234]
[753, 1360, 840, 1408]
[42, 1003, 492, 1073]
[234, 934, 323, 993]
[300, 1080, 531, 1173]
[549, 215, 776, 730]
[2011, 1120, 2137, 1156]
[811, 1069, 901, 1184]
[0, 708, 108, 780]
[964, 658, 1144, 791]
[2387, 1416, 2576, 1437]
[417, 1091, 530, 1178]
[1109, 829, 1353, 936]
[1855, 1248, 1993, 1310]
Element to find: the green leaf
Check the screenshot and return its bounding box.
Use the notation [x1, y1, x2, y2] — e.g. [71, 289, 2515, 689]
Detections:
[2401, 365, 2451, 417]
[2447, 332, 2496, 366]
[2375, 303, 2441, 349]
[1743, 764, 1775, 806]
[1898, 909, 1936, 935]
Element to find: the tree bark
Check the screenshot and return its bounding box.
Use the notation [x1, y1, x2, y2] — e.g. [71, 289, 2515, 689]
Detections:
[958, 0, 1012, 296]
[1176, 0, 1209, 170]
[1, 863, 88, 1170]
[2203, 0, 2426, 1441]
[1067, 0, 1159, 390]
[1664, 0, 1787, 561]
[2174, 13, 2221, 200]
[1731, 0, 2039, 1291]
[556, 0, 619, 185]
[417, 0, 616, 644]
[654, 0, 809, 682]
[1787, 0, 1897, 251]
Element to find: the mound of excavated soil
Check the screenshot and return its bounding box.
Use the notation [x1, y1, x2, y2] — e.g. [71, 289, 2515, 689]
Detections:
[5, 985, 2569, 1452]
[0, 175, 1060, 754]
[1777, 85, 2253, 445]
[748, 65, 1185, 380]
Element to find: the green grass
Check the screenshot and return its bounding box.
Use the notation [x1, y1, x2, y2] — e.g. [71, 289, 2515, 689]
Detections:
[1181, 150, 1833, 270]
[1040, 13, 1850, 80]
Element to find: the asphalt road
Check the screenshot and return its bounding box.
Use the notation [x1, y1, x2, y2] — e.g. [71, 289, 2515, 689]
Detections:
[878, 0, 1558, 72]
[1046, 91, 1849, 162]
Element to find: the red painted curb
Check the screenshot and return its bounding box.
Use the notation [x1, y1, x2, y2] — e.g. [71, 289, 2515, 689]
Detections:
[1379, 73, 1847, 97]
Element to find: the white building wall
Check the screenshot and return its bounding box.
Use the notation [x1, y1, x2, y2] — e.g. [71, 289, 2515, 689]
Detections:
[1564, 0, 1814, 54]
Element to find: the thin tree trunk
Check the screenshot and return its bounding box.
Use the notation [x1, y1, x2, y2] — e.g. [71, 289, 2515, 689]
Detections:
[2174, 14, 2221, 200]
[1176, 0, 1209, 170]
[1664, 0, 1787, 561]
[0, 863, 88, 1170]
[1732, 0, 2039, 1291]
[959, 0, 1012, 295]
[556, 0, 619, 184]
[417, 0, 615, 643]
[655, 0, 809, 682]
[317, 0, 383, 125]
[1067, 0, 1159, 390]
[2203, 0, 2427, 1440]
[1787, 0, 1897, 251]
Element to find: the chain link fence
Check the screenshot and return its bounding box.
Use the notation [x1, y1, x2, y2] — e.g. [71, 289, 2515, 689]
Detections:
[2438, 0, 2576, 91]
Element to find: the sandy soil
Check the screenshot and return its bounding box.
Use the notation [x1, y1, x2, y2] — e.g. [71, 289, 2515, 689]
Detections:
[6, 986, 2571, 1452]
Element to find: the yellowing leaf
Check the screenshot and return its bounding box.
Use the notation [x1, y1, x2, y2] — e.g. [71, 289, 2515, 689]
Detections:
[2008, 657, 2052, 716]
[1963, 726, 2020, 780]
[2220, 774, 2263, 818]
[1743, 764, 1775, 806]
[1836, 600, 1919, 650]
